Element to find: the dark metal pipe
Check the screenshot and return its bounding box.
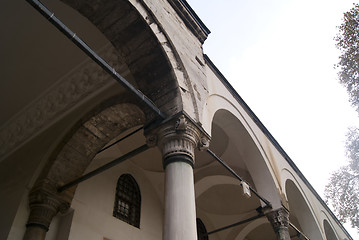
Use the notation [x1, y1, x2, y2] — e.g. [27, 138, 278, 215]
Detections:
[206, 213, 265, 236]
[97, 126, 143, 154]
[206, 149, 272, 208]
[26, 0, 166, 120]
[58, 144, 149, 192]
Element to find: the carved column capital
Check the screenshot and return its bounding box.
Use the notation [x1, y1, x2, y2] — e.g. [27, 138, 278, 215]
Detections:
[266, 208, 291, 240]
[26, 179, 70, 231]
[146, 114, 210, 168]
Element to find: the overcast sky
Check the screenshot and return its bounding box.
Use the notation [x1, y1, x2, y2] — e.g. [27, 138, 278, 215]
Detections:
[186, 0, 359, 237]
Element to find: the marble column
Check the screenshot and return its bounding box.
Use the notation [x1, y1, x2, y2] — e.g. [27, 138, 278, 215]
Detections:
[23, 179, 69, 240]
[147, 114, 209, 240]
[266, 208, 291, 240]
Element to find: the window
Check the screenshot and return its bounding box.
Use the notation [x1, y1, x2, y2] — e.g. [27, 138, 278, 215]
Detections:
[196, 218, 208, 240]
[113, 174, 141, 228]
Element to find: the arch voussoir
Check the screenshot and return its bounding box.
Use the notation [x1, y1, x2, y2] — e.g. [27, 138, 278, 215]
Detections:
[61, 0, 182, 117]
[48, 103, 145, 185]
[31, 102, 145, 207]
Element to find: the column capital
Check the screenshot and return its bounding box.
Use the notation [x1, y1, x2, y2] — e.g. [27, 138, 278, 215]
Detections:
[145, 114, 210, 168]
[26, 179, 70, 231]
[266, 207, 291, 240]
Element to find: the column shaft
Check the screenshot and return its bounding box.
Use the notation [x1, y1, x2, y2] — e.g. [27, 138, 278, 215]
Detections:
[23, 226, 47, 240]
[163, 160, 197, 240]
[146, 114, 209, 240]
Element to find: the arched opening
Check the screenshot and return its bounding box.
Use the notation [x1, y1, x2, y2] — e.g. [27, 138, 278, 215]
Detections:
[324, 220, 339, 240]
[285, 179, 323, 239]
[19, 0, 186, 237]
[194, 109, 282, 239]
[39, 107, 166, 239]
[37, 100, 146, 190]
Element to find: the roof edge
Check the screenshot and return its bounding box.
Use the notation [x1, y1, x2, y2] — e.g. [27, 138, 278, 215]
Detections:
[168, 0, 210, 44]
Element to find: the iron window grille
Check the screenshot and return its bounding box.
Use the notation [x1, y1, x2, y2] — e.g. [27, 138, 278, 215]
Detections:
[113, 174, 141, 228]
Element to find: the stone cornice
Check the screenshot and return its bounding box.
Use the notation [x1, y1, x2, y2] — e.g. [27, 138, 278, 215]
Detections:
[167, 0, 210, 44]
[0, 44, 127, 161]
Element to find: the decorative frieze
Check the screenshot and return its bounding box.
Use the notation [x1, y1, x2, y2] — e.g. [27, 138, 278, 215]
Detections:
[0, 44, 127, 160]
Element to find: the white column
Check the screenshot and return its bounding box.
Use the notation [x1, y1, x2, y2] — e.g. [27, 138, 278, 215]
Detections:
[163, 161, 197, 240]
[146, 114, 209, 240]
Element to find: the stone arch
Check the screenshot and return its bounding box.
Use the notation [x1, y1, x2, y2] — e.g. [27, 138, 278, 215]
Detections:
[285, 179, 323, 239]
[60, 0, 184, 117]
[323, 219, 339, 240]
[37, 96, 146, 193]
[24, 97, 145, 227]
[22, 93, 148, 239]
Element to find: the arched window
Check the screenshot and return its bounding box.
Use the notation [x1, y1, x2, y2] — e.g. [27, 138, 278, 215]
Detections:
[196, 218, 208, 240]
[113, 174, 141, 228]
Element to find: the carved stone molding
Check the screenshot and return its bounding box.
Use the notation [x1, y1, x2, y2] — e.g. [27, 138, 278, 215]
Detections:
[0, 44, 127, 160]
[266, 208, 291, 240]
[146, 113, 209, 168]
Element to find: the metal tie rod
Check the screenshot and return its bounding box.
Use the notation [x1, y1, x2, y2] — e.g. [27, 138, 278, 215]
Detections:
[206, 213, 265, 236]
[58, 144, 149, 192]
[289, 222, 310, 240]
[26, 0, 166, 120]
[97, 126, 143, 154]
[206, 149, 272, 208]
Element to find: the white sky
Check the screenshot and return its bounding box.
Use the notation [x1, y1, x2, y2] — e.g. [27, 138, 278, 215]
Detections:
[187, 0, 359, 238]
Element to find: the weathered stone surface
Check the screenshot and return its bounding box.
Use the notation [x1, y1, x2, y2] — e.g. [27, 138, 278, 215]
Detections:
[266, 208, 291, 240]
[61, 0, 182, 117]
[34, 101, 145, 196]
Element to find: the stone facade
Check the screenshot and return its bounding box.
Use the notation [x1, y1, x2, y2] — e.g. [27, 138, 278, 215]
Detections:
[0, 0, 352, 240]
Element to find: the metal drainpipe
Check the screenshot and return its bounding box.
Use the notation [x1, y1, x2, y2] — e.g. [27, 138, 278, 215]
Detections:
[26, 0, 166, 120]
